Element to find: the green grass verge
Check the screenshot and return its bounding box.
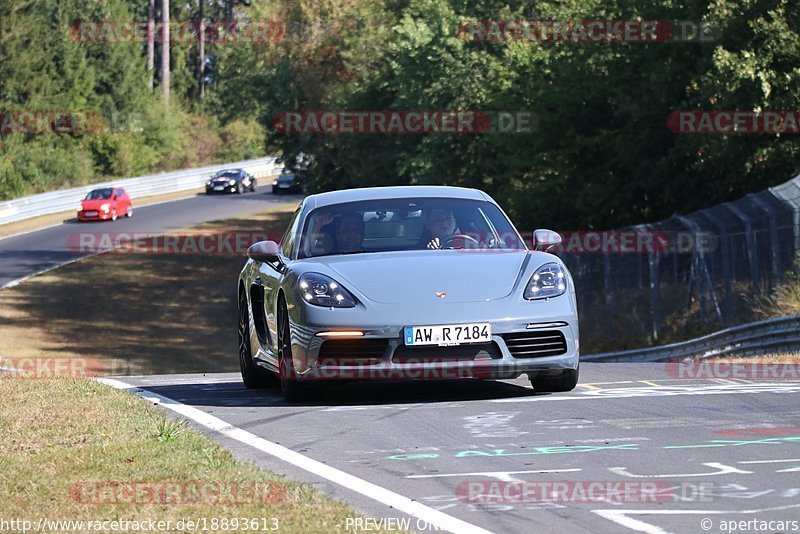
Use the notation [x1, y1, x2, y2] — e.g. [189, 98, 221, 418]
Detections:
[0, 203, 405, 533]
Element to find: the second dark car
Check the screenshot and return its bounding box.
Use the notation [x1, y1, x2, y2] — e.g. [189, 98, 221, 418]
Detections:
[271, 171, 304, 194]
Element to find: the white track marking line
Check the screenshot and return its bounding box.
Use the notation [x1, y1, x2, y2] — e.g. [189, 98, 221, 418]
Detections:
[1, 251, 106, 289]
[407, 469, 581, 480]
[594, 503, 800, 534]
[0, 191, 202, 243]
[1, 193, 294, 290]
[738, 458, 800, 464]
[490, 383, 800, 403]
[0, 221, 65, 242]
[98, 378, 494, 534]
[608, 462, 751, 479]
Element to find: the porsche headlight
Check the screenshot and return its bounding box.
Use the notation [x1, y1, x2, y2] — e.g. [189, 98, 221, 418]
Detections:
[272, 180, 278, 186]
[298, 273, 357, 308]
[229, 179, 236, 185]
[524, 262, 567, 300]
[100, 203, 111, 212]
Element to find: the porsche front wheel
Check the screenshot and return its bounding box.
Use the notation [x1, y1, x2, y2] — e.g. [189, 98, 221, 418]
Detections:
[277, 301, 310, 401]
[530, 366, 579, 392]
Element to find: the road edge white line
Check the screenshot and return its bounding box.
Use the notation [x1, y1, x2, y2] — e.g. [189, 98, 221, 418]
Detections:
[594, 503, 800, 534]
[1, 251, 106, 289]
[98, 377, 495, 534]
[0, 191, 203, 244]
[0, 189, 292, 290]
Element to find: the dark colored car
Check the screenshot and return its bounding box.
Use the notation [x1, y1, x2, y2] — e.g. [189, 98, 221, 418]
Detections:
[272, 172, 304, 194]
[206, 169, 257, 194]
[77, 187, 133, 222]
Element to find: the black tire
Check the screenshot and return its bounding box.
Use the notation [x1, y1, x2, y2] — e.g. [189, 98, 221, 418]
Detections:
[249, 179, 257, 192]
[530, 366, 579, 392]
[238, 293, 275, 388]
[277, 300, 309, 401]
[272, 186, 280, 195]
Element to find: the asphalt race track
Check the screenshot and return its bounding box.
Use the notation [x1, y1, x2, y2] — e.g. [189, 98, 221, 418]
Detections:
[0, 186, 299, 288]
[5, 186, 800, 533]
[110, 364, 800, 534]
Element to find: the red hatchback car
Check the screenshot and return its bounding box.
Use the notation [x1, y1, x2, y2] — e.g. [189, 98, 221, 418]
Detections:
[77, 187, 133, 222]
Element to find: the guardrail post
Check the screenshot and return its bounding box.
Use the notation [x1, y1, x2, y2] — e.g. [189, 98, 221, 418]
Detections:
[750, 194, 781, 290]
[727, 203, 760, 292]
[603, 252, 613, 337]
[704, 211, 732, 321]
[648, 241, 660, 342]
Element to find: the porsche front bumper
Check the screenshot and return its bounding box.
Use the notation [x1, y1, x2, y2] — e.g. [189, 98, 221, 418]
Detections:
[286, 298, 579, 382]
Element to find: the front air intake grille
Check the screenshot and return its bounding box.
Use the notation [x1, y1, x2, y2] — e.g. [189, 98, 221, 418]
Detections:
[392, 342, 502, 364]
[503, 331, 567, 358]
[317, 339, 388, 366]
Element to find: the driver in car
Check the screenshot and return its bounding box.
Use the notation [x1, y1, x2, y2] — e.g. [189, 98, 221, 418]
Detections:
[424, 207, 461, 249]
[307, 212, 365, 255]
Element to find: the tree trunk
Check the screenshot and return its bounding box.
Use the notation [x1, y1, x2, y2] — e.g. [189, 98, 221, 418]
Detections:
[161, 0, 170, 103]
[146, 0, 154, 90]
[197, 0, 205, 102]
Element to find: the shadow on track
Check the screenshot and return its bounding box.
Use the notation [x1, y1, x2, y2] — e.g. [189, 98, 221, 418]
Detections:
[137, 377, 541, 408]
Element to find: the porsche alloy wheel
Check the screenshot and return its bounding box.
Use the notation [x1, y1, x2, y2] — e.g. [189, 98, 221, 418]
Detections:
[238, 293, 274, 388]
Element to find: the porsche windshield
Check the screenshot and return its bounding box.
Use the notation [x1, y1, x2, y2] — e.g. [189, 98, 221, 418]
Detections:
[298, 198, 526, 259]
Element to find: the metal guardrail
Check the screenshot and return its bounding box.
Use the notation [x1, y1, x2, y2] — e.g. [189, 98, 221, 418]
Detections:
[582, 314, 800, 362]
[0, 156, 283, 225]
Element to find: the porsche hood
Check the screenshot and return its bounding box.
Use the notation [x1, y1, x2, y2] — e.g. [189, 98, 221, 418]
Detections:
[321, 250, 535, 304]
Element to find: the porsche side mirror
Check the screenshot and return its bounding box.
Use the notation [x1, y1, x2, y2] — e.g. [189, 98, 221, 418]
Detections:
[533, 229, 562, 252]
[247, 240, 280, 263]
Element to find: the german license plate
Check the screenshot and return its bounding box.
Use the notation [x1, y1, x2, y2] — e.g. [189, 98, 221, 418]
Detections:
[404, 323, 491, 346]
[84, 211, 98, 217]
[213, 186, 225, 191]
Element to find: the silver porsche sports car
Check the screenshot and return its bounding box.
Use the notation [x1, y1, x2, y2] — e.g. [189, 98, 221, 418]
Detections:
[237, 185, 579, 400]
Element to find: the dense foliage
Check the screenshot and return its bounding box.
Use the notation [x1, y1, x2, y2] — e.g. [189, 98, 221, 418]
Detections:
[2, 0, 799, 230]
[0, 0, 264, 200]
[214, 0, 800, 229]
